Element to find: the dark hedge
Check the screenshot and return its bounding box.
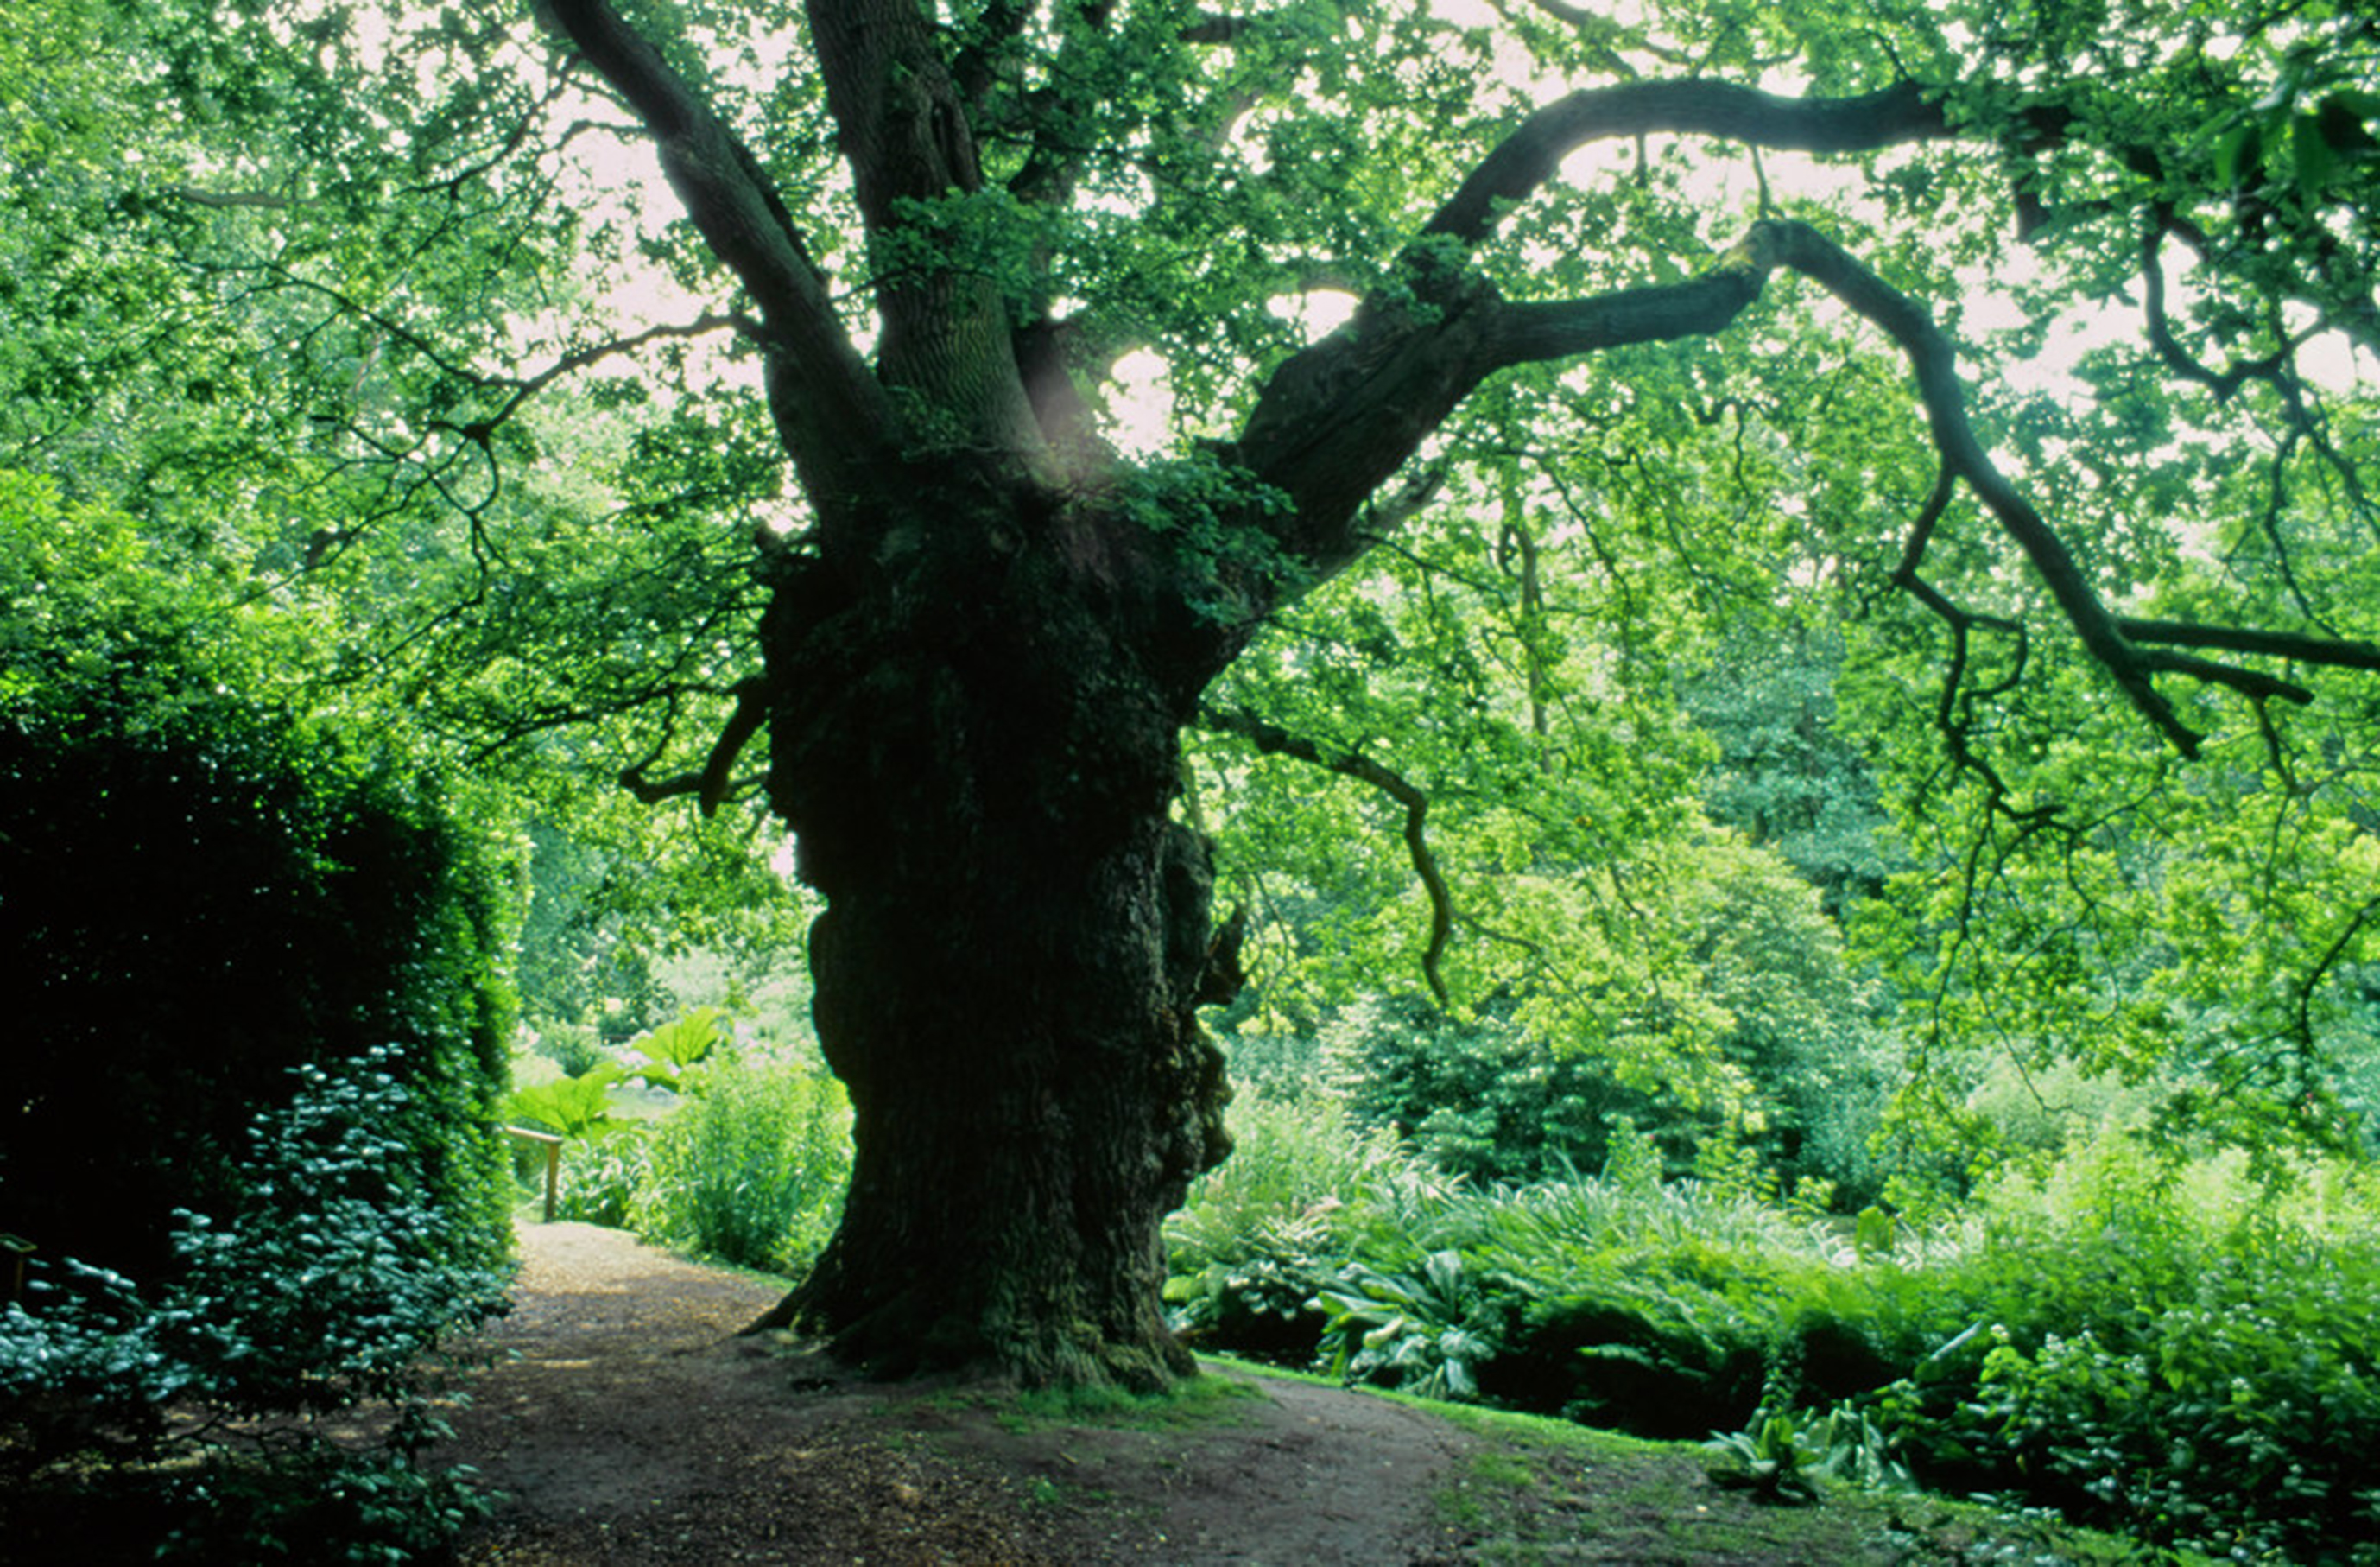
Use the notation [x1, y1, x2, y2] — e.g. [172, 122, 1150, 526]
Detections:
[0, 674, 514, 1285]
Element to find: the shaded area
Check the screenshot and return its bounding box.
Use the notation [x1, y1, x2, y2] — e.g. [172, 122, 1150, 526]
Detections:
[433, 1221, 2087, 1564]
[439, 1222, 1466, 1564]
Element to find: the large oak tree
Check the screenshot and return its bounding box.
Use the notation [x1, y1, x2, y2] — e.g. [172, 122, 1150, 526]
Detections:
[8, 0, 2377, 1384]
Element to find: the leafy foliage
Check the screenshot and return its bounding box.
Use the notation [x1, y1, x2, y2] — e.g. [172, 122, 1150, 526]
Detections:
[502, 1065, 628, 1139]
[631, 1049, 851, 1276]
[1866, 1137, 2380, 1561]
[625, 1006, 727, 1092]
[549, 1125, 659, 1232]
[1318, 1248, 1497, 1401]
[0, 1051, 512, 1561]
[1168, 1091, 2380, 1561]
[0, 475, 515, 1284]
[503, 1004, 851, 1278]
[1704, 1405, 1913, 1506]
[1165, 1091, 1448, 1363]
[4, 0, 2378, 1443]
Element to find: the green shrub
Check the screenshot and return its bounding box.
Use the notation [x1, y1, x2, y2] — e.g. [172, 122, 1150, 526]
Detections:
[0, 666, 513, 1285]
[1174, 1083, 2380, 1564]
[1704, 1405, 1914, 1504]
[1163, 1090, 1445, 1361]
[1316, 1247, 1499, 1400]
[1275, 1166, 1888, 1442]
[503, 1062, 629, 1139]
[1174, 1116, 1872, 1441]
[1320, 989, 1896, 1206]
[552, 1124, 659, 1229]
[632, 1051, 851, 1275]
[1321, 998, 1640, 1185]
[1450, 1178, 1839, 1437]
[1866, 1139, 2380, 1561]
[1167, 1091, 1427, 1270]
[528, 1020, 611, 1077]
[0, 1050, 512, 1560]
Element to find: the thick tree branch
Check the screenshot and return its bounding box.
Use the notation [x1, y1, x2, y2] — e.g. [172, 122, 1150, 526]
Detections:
[1252, 201, 2353, 758]
[2117, 619, 2380, 676]
[618, 676, 772, 815]
[807, 0, 1041, 454]
[1483, 237, 1776, 367]
[1199, 708, 1453, 1006]
[2130, 650, 2313, 707]
[1237, 79, 1949, 589]
[1759, 219, 2207, 754]
[1427, 79, 1951, 246]
[534, 0, 896, 511]
[952, 0, 1042, 110]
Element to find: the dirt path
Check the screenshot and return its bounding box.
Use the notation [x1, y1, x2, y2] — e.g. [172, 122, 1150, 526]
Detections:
[0, 1221, 2115, 1563]
[433, 1224, 2069, 1566]
[435, 1222, 1477, 1564]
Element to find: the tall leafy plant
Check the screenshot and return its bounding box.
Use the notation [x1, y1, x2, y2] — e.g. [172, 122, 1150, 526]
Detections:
[0, 1050, 512, 1560]
[633, 1051, 852, 1275]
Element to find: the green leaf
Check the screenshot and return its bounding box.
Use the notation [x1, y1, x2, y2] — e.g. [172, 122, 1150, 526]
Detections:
[2212, 121, 2260, 188]
[626, 1006, 726, 1091]
[2293, 112, 2337, 201]
[501, 1064, 623, 1138]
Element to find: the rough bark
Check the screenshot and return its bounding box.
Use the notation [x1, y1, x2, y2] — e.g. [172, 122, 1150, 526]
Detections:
[742, 477, 1237, 1384]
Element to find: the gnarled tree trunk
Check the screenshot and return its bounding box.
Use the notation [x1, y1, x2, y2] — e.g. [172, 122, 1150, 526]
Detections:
[744, 485, 1238, 1385]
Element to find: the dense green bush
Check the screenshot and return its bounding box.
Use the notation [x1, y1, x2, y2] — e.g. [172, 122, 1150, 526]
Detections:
[1168, 1092, 2380, 1562]
[1322, 998, 1631, 1184]
[0, 669, 515, 1285]
[1303, 1173, 1867, 1439]
[551, 1125, 659, 1228]
[510, 1025, 851, 1278]
[0, 1051, 512, 1560]
[1864, 1142, 2380, 1562]
[1164, 1090, 1448, 1363]
[1321, 979, 1896, 1204]
[1167, 1093, 1862, 1437]
[631, 1050, 852, 1275]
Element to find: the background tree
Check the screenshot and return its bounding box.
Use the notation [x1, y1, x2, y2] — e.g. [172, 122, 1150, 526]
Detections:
[4, 0, 2376, 1386]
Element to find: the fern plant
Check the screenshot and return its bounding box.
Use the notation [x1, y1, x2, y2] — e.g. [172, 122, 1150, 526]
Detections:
[1315, 1249, 1498, 1401]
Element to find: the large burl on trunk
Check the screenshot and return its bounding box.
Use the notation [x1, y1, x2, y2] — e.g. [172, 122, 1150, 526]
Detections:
[744, 484, 1240, 1386]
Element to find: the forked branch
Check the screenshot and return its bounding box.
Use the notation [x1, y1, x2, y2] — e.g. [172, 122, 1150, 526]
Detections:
[619, 676, 772, 815]
[534, 0, 894, 503]
[1763, 219, 2380, 754]
[1199, 707, 1454, 1006]
[1426, 79, 1951, 245]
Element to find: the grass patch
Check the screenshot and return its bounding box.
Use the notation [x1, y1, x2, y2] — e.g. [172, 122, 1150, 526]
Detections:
[1002, 1373, 1265, 1433]
[1212, 1354, 2168, 1564]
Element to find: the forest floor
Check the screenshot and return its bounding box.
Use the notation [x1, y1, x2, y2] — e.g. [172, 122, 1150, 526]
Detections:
[425, 1221, 2109, 1565]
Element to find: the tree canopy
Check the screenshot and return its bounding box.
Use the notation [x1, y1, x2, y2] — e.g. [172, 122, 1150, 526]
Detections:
[4, 0, 2377, 1381]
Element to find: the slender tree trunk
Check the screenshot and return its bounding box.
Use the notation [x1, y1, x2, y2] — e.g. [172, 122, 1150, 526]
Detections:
[744, 488, 1237, 1385]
